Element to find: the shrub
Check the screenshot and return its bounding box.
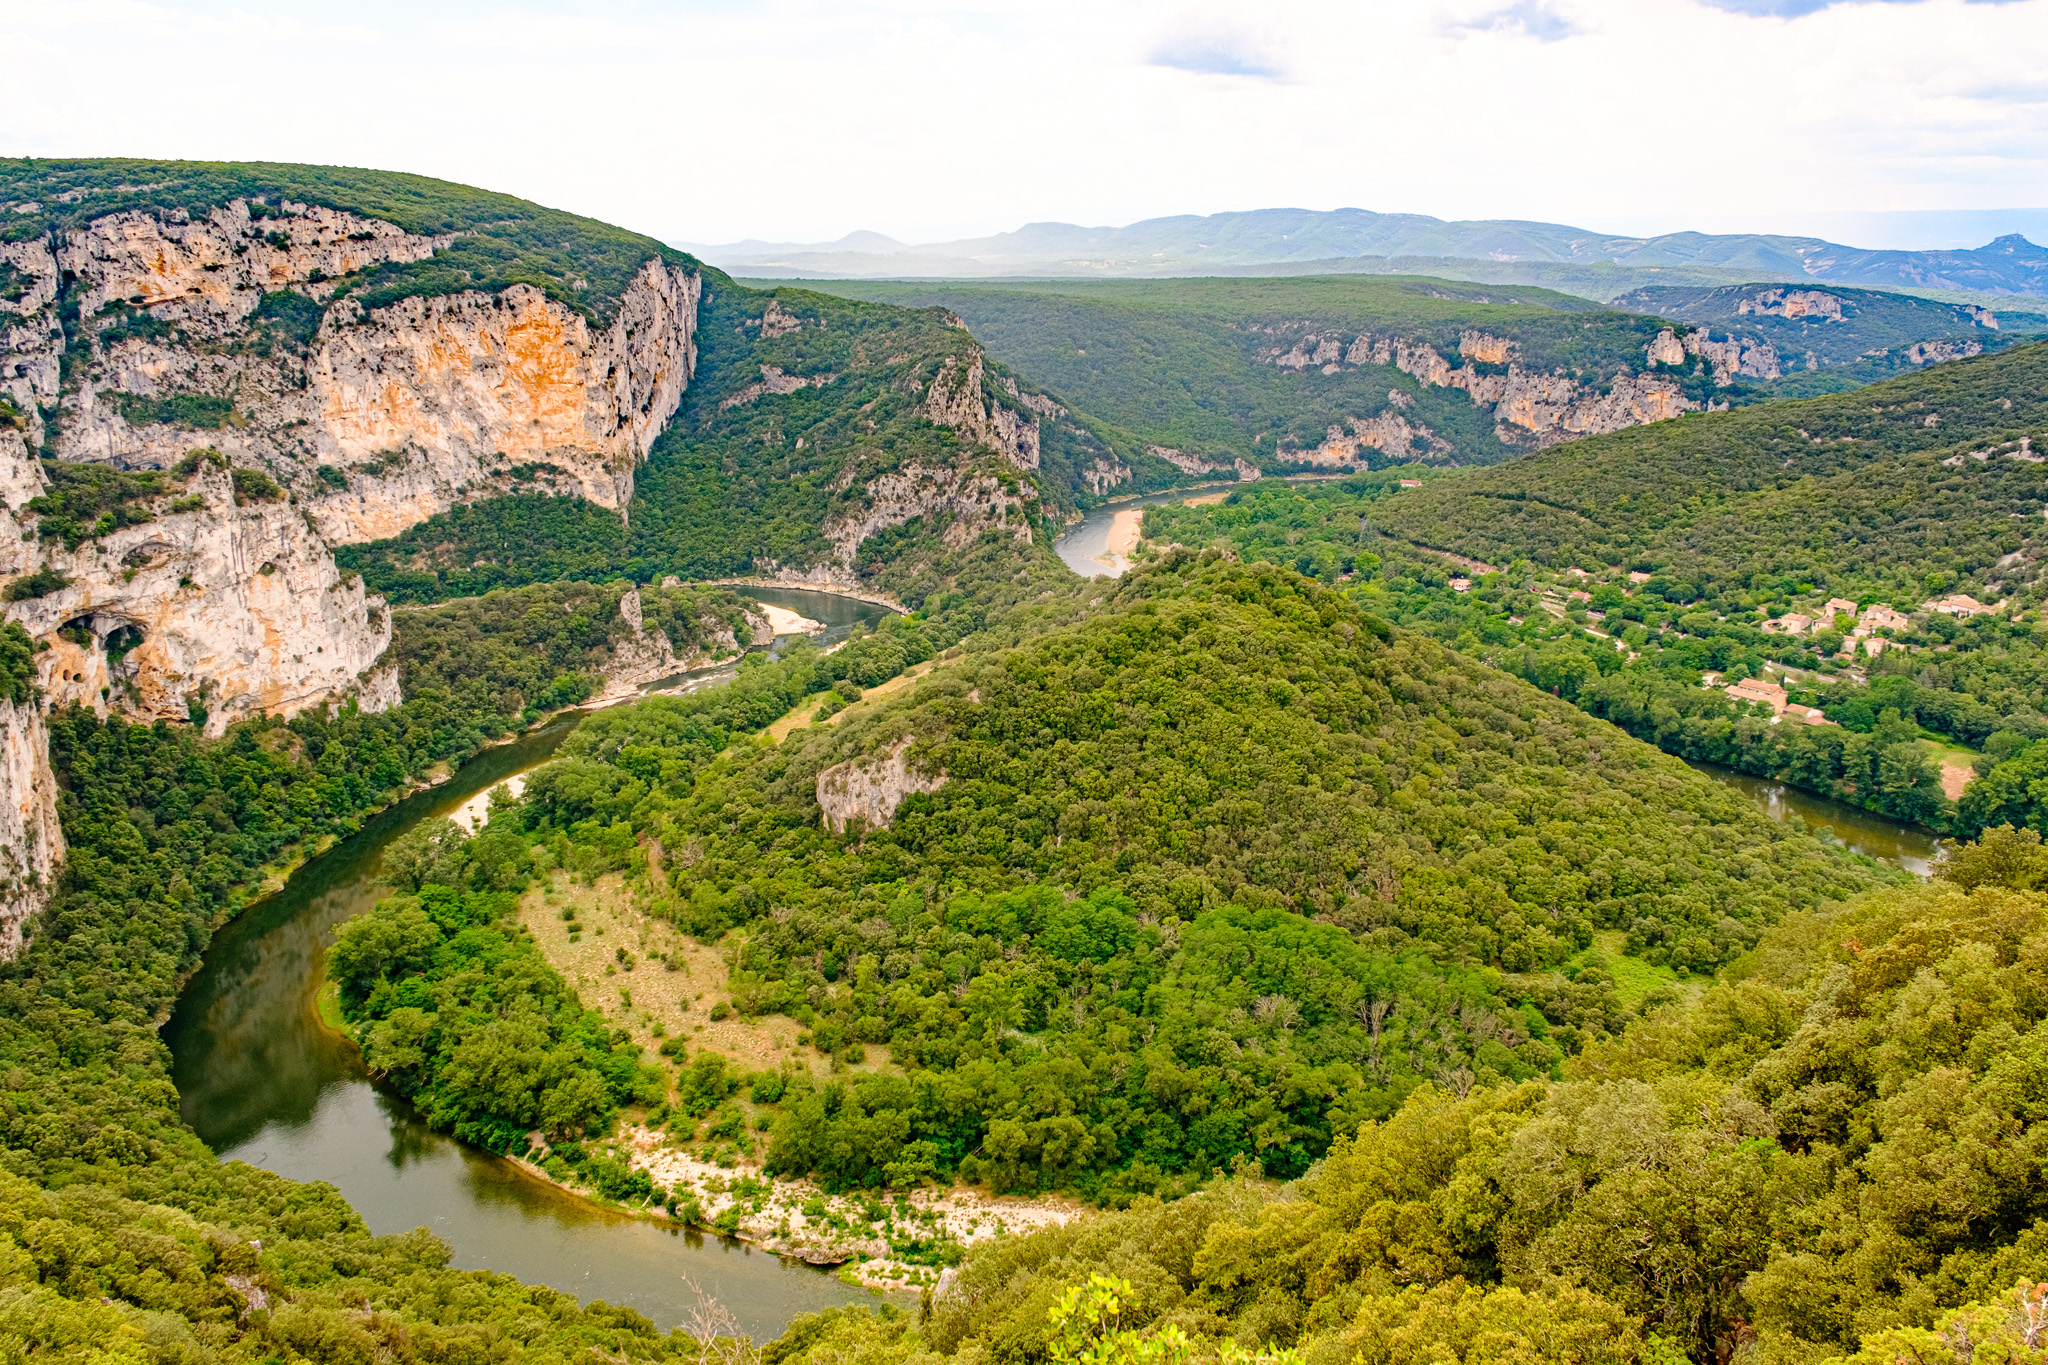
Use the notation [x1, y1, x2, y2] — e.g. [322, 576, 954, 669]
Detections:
[230, 467, 283, 504]
[4, 566, 69, 601]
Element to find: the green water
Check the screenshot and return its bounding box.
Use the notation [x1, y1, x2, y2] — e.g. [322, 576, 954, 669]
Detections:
[1689, 761, 1941, 875]
[163, 722, 876, 1340]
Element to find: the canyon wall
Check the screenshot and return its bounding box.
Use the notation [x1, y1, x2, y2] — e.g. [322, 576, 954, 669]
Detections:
[1262, 326, 1711, 461]
[0, 696, 61, 957]
[0, 193, 703, 953]
[0, 195, 700, 730]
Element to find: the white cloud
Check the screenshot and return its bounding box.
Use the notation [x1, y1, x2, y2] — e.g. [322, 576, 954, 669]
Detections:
[0, 0, 2043, 245]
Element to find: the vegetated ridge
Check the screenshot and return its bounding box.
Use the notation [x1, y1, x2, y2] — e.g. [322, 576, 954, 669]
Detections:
[796, 275, 1746, 476]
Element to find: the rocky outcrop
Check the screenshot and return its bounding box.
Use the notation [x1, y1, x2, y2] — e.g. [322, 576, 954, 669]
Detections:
[1737, 289, 1845, 321]
[921, 351, 1040, 473]
[1261, 326, 1708, 451]
[1147, 446, 1243, 480]
[1078, 454, 1132, 496]
[3, 460, 391, 735]
[1681, 329, 1782, 382]
[824, 460, 1036, 567]
[720, 365, 834, 412]
[0, 696, 62, 957]
[816, 736, 947, 834]
[586, 588, 767, 703]
[1298, 406, 1452, 466]
[1904, 338, 1984, 367]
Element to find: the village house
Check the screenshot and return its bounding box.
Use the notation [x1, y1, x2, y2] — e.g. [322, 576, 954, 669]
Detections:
[1761, 613, 1813, 636]
[1783, 702, 1831, 725]
[1856, 605, 1911, 635]
[1726, 677, 1789, 712]
[1823, 597, 1858, 621]
[1929, 594, 2002, 618]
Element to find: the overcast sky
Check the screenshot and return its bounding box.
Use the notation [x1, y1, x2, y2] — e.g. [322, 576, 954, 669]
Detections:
[3, 0, 2045, 248]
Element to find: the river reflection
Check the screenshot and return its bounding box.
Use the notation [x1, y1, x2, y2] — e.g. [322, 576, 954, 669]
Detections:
[1689, 761, 1941, 875]
[164, 719, 879, 1340]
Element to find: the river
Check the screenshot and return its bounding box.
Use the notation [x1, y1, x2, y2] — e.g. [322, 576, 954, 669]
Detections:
[164, 590, 894, 1343]
[1687, 761, 1941, 875]
[1054, 483, 1238, 577]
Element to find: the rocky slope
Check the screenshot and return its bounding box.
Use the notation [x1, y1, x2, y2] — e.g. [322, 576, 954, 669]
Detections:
[1261, 325, 1715, 458]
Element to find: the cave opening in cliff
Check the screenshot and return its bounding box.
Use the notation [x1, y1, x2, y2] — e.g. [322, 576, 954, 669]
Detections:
[102, 624, 144, 668]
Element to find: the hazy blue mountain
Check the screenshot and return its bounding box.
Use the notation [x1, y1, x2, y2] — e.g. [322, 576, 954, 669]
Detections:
[684, 207, 2048, 299]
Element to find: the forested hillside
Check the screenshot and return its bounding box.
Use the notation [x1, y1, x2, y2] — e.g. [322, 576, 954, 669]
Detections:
[390, 579, 763, 726]
[1145, 474, 2048, 836]
[796, 275, 1734, 473]
[1371, 340, 2048, 608]
[777, 832, 2048, 1365]
[421, 555, 1878, 1204]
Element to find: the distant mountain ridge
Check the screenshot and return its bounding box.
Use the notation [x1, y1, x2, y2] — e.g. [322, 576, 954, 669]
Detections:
[685, 206, 2048, 299]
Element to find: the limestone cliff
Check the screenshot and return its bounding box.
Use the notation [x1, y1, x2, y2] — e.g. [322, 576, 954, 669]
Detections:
[0, 193, 701, 734]
[922, 352, 1040, 473]
[816, 736, 947, 834]
[3, 459, 391, 735]
[0, 696, 62, 957]
[1261, 325, 1710, 459]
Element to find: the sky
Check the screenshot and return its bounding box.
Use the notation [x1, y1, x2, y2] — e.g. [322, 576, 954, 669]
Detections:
[2, 0, 2046, 249]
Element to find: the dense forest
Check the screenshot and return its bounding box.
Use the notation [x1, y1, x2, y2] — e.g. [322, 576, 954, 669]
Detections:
[1368, 340, 2048, 609]
[1143, 475, 2048, 835]
[796, 276, 1736, 471]
[775, 831, 2048, 1365]
[469, 557, 1875, 1207]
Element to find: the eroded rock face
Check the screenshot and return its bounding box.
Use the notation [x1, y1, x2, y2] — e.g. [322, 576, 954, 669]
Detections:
[302, 264, 699, 539]
[0, 696, 62, 958]
[816, 736, 947, 834]
[57, 199, 447, 321]
[825, 460, 1036, 568]
[1261, 326, 1710, 456]
[5, 462, 392, 735]
[0, 195, 701, 734]
[923, 351, 1040, 472]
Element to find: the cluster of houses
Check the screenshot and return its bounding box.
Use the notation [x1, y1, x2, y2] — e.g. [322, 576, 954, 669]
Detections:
[1757, 598, 1943, 660]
